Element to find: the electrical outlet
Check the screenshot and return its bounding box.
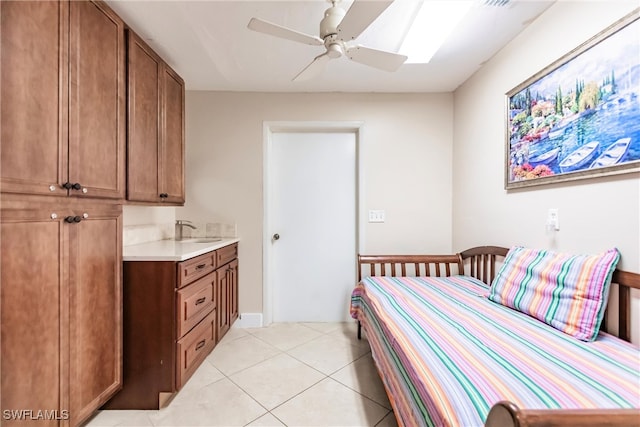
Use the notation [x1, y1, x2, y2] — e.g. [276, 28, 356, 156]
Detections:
[547, 208, 559, 231]
[368, 210, 385, 223]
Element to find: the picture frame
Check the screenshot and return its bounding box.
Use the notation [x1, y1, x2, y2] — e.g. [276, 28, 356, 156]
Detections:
[505, 9, 640, 190]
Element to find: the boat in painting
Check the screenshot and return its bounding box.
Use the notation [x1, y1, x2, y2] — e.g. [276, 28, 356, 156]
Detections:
[548, 127, 566, 139]
[589, 137, 631, 169]
[528, 147, 560, 167]
[558, 141, 600, 173]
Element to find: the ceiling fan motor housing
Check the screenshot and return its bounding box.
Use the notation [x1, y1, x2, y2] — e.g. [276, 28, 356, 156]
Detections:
[320, 5, 345, 39]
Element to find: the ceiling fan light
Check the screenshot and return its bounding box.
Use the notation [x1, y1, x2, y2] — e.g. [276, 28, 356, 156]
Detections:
[326, 43, 343, 58]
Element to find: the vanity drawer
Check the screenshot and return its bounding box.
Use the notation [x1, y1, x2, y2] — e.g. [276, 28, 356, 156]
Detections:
[178, 251, 215, 288]
[216, 243, 238, 267]
[177, 272, 216, 338]
[176, 310, 216, 389]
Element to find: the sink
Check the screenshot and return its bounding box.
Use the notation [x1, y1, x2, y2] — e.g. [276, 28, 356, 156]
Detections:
[176, 238, 222, 244]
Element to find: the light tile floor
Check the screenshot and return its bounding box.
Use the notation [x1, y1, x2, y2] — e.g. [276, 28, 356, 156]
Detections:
[85, 322, 398, 427]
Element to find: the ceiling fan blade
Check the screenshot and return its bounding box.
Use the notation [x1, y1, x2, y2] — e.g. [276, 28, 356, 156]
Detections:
[293, 53, 332, 82]
[337, 0, 394, 41]
[248, 18, 324, 46]
[346, 45, 407, 72]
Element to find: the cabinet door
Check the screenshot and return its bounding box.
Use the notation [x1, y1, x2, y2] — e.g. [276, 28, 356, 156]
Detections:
[228, 259, 239, 324]
[160, 65, 185, 204]
[1, 209, 66, 426]
[0, 1, 69, 197]
[68, 204, 122, 426]
[216, 267, 230, 341]
[127, 32, 162, 203]
[69, 0, 125, 200]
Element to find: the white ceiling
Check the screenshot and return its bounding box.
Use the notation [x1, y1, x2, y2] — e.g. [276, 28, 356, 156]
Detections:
[106, 0, 555, 92]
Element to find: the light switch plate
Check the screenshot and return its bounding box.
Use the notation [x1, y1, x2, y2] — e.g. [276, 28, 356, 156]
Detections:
[368, 210, 385, 223]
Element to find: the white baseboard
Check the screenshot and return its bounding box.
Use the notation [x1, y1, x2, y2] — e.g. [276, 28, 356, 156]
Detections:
[233, 313, 263, 328]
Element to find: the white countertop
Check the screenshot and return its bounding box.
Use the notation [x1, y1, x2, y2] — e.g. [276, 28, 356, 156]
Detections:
[123, 238, 240, 261]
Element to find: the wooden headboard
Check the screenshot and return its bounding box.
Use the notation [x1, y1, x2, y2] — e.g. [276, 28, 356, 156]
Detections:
[357, 246, 639, 342]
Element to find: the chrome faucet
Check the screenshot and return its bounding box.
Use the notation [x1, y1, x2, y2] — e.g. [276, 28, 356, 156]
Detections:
[175, 220, 197, 241]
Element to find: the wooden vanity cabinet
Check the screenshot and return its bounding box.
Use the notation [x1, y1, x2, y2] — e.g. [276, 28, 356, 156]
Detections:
[127, 31, 185, 205]
[216, 245, 239, 342]
[105, 243, 238, 410]
[0, 198, 123, 427]
[1, 0, 126, 200]
[229, 258, 239, 324]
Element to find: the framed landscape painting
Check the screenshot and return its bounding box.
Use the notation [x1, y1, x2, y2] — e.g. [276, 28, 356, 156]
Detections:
[505, 10, 640, 189]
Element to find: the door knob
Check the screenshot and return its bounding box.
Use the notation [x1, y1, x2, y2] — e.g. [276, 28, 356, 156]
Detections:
[272, 233, 280, 241]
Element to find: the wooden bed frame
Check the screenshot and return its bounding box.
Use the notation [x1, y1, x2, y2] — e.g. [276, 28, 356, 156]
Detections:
[356, 246, 640, 427]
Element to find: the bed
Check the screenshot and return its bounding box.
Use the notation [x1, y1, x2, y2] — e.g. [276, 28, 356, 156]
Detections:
[350, 246, 640, 427]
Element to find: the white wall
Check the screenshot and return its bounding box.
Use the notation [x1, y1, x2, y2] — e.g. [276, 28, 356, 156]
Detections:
[453, 1, 640, 342]
[180, 92, 454, 314]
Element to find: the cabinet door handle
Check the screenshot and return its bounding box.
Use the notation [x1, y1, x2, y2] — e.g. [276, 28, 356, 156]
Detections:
[195, 297, 206, 305]
[73, 216, 82, 223]
[195, 340, 206, 351]
[72, 183, 82, 190]
[62, 182, 73, 190]
[195, 264, 207, 270]
[65, 216, 75, 223]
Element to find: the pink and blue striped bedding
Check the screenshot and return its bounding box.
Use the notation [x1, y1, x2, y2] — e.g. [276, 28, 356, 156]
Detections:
[350, 275, 640, 427]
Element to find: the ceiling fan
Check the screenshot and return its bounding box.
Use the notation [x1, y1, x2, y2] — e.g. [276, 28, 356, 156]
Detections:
[247, 0, 408, 81]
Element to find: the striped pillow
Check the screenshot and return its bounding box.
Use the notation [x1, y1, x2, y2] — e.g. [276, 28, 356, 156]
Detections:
[488, 246, 620, 341]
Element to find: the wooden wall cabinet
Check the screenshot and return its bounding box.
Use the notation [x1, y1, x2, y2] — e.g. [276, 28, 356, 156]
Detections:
[0, 198, 123, 427]
[127, 31, 185, 205]
[1, 1, 187, 423]
[105, 243, 238, 410]
[0, 0, 126, 200]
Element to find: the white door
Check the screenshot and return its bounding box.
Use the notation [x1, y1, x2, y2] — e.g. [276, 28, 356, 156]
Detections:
[270, 131, 356, 322]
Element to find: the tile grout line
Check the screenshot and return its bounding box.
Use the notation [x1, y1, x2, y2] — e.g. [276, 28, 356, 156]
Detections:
[237, 323, 368, 427]
[101, 323, 377, 427]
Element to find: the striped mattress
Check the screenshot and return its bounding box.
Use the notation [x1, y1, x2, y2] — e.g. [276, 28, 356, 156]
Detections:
[350, 275, 640, 427]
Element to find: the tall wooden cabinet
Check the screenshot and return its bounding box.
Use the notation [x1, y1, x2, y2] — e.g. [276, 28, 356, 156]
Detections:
[1, 0, 187, 423]
[1, 198, 122, 426]
[1, 0, 126, 200]
[67, 204, 123, 424]
[0, 0, 67, 198]
[0, 1, 125, 426]
[1, 206, 65, 427]
[127, 31, 185, 205]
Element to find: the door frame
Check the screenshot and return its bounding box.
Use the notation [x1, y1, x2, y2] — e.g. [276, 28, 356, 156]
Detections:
[263, 121, 364, 326]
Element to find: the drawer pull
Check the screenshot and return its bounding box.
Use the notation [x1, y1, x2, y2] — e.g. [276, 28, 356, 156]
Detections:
[195, 297, 206, 305]
[195, 264, 207, 270]
[195, 340, 206, 351]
